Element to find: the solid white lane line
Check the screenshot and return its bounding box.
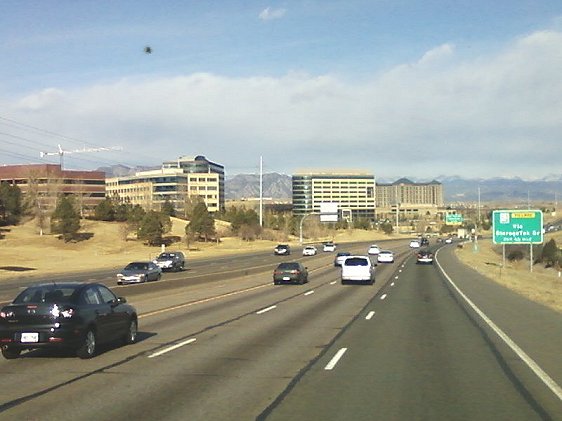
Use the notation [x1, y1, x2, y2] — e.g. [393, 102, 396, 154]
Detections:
[366, 311, 375, 320]
[304, 290, 315, 296]
[256, 305, 277, 315]
[325, 348, 348, 370]
[436, 251, 562, 402]
[380, 294, 387, 300]
[148, 338, 197, 358]
[139, 284, 270, 319]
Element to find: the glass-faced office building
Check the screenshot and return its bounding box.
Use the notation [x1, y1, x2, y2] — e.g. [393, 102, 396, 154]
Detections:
[292, 171, 376, 221]
[106, 155, 225, 214]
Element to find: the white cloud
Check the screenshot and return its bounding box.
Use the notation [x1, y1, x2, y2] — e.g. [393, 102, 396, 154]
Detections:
[259, 7, 287, 21]
[417, 43, 455, 66]
[3, 30, 562, 179]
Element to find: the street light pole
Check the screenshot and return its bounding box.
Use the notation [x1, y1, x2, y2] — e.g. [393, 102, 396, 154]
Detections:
[299, 213, 318, 244]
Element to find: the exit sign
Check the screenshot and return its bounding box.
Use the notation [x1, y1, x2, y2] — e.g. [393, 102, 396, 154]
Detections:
[445, 214, 463, 225]
[492, 210, 543, 244]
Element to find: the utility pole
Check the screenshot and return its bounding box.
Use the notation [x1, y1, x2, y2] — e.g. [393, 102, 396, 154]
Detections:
[259, 156, 263, 227]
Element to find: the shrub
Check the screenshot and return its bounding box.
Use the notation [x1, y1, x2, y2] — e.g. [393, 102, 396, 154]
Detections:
[507, 250, 525, 262]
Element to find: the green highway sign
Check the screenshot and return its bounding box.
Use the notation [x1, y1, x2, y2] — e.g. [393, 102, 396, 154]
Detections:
[492, 210, 543, 244]
[445, 213, 463, 225]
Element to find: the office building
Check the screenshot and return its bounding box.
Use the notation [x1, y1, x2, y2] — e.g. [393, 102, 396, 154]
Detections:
[292, 171, 376, 221]
[0, 163, 106, 212]
[106, 155, 224, 214]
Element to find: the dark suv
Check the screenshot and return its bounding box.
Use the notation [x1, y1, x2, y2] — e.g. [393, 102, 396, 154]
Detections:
[153, 251, 186, 272]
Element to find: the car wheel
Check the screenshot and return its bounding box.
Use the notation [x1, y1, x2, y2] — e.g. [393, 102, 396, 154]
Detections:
[76, 329, 96, 359]
[157, 273, 162, 281]
[1, 346, 21, 359]
[123, 319, 138, 345]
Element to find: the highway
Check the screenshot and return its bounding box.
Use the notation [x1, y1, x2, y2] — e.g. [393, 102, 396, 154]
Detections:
[0, 240, 561, 420]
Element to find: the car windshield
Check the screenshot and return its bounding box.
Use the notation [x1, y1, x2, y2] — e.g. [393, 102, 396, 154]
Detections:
[125, 263, 149, 271]
[158, 253, 175, 259]
[14, 285, 79, 304]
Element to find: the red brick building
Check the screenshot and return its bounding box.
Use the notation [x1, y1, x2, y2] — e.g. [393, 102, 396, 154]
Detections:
[0, 164, 106, 212]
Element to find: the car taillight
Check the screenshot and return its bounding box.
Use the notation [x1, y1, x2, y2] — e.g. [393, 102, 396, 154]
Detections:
[0, 311, 14, 319]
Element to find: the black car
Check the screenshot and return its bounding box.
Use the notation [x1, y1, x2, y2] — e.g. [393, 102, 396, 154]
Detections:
[274, 244, 291, 255]
[0, 282, 138, 359]
[416, 250, 434, 264]
[153, 251, 186, 272]
[273, 262, 308, 285]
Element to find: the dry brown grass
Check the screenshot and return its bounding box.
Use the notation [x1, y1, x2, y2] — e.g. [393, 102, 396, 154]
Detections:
[455, 231, 562, 314]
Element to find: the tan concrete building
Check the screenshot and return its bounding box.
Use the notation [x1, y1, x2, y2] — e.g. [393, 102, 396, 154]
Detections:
[106, 155, 224, 214]
[292, 170, 376, 221]
[375, 178, 444, 220]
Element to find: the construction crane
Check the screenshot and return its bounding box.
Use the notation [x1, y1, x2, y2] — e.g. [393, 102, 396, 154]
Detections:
[40, 144, 123, 169]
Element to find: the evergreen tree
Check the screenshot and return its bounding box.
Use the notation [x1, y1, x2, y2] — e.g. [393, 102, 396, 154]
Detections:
[137, 211, 164, 245]
[161, 198, 176, 217]
[114, 203, 130, 222]
[186, 202, 215, 241]
[127, 205, 146, 231]
[51, 196, 80, 242]
[0, 182, 22, 225]
[541, 239, 560, 267]
[94, 197, 115, 221]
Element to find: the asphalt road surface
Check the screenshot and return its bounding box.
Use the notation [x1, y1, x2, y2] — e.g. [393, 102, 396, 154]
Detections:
[0, 240, 561, 420]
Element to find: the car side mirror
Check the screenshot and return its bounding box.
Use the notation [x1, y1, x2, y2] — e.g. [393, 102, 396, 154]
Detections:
[116, 297, 127, 305]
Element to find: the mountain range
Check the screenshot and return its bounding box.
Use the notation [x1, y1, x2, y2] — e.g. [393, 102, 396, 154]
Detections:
[225, 173, 562, 204]
[98, 165, 561, 204]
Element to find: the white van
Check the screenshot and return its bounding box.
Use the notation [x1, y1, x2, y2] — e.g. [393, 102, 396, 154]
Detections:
[341, 256, 375, 285]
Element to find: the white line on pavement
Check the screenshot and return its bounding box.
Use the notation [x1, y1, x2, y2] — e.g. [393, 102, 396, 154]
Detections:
[325, 348, 348, 370]
[148, 338, 197, 358]
[380, 294, 387, 300]
[366, 311, 375, 320]
[139, 284, 270, 319]
[391, 282, 395, 287]
[256, 305, 277, 315]
[436, 250, 562, 403]
[330, 281, 337, 285]
[304, 290, 315, 296]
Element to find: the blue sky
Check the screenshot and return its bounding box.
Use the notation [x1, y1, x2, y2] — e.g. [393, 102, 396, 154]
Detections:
[1, 1, 562, 180]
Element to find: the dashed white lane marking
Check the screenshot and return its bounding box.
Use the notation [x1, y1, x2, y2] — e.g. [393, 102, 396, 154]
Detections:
[304, 290, 315, 296]
[391, 282, 395, 287]
[394, 276, 399, 280]
[380, 294, 387, 300]
[325, 348, 348, 370]
[256, 305, 277, 315]
[148, 338, 197, 358]
[365, 311, 375, 320]
[398, 269, 402, 273]
[330, 281, 337, 285]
